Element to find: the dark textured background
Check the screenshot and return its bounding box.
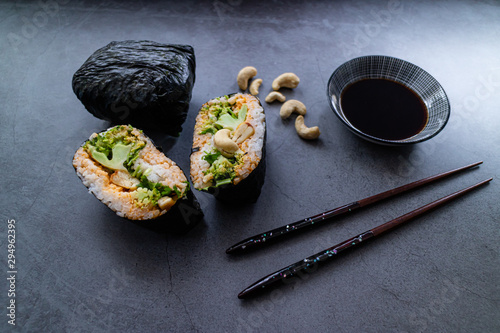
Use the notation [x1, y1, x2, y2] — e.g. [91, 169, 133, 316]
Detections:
[1, 0, 499, 332]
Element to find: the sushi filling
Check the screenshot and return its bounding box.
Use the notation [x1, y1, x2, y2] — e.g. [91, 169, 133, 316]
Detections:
[191, 93, 265, 190]
[202, 149, 241, 187]
[82, 125, 187, 211]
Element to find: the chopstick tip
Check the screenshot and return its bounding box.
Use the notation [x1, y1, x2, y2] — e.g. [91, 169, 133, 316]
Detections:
[237, 288, 253, 299]
[226, 244, 242, 254]
[238, 278, 274, 299]
[465, 161, 483, 169]
[226, 239, 254, 254]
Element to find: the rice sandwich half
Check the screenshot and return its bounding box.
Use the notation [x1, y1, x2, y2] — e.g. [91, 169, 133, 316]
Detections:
[73, 125, 203, 231]
[190, 93, 266, 203]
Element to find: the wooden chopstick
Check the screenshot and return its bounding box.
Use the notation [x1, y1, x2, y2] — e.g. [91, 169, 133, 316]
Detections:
[238, 177, 493, 299]
[226, 161, 483, 254]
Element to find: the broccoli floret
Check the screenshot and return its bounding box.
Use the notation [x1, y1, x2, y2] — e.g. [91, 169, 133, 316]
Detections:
[84, 125, 145, 171]
[199, 103, 248, 134]
[205, 154, 236, 186]
[88, 143, 132, 171]
[215, 104, 248, 131]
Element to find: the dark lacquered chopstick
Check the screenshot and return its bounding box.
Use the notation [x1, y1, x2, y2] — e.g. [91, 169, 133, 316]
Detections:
[227, 161, 483, 254]
[238, 177, 493, 299]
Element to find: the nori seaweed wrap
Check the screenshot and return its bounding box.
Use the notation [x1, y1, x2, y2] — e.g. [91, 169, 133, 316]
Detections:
[73, 125, 203, 233]
[190, 93, 266, 203]
[72, 40, 196, 135]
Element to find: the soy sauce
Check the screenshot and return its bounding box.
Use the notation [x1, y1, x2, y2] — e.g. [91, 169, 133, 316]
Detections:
[340, 78, 428, 141]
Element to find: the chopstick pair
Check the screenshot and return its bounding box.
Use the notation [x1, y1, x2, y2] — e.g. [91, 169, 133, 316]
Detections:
[229, 162, 492, 299]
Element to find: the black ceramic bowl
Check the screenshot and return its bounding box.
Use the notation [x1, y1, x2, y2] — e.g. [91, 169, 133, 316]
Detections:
[327, 55, 450, 145]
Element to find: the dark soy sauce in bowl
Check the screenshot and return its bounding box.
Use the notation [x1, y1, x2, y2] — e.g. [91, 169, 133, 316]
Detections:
[340, 78, 428, 141]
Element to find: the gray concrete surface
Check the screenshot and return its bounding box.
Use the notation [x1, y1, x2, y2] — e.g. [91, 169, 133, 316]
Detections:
[0, 0, 499, 332]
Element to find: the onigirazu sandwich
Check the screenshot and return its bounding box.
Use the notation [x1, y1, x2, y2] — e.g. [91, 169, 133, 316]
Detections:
[190, 93, 266, 203]
[73, 125, 203, 231]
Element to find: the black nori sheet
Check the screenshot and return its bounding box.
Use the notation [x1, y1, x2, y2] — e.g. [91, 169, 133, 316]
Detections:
[74, 126, 203, 234]
[193, 95, 266, 204]
[72, 40, 196, 136]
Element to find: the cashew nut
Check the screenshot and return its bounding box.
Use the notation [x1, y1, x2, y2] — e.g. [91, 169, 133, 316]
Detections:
[265, 91, 286, 103]
[280, 99, 307, 119]
[233, 122, 255, 144]
[249, 78, 262, 96]
[213, 129, 239, 157]
[272, 72, 300, 90]
[110, 170, 140, 190]
[295, 115, 320, 140]
[158, 196, 176, 210]
[237, 66, 257, 91]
